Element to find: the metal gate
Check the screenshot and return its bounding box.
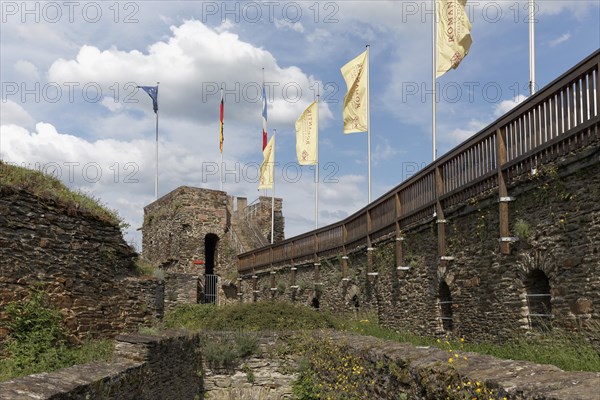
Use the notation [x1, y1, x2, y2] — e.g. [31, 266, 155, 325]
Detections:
[203, 274, 218, 304]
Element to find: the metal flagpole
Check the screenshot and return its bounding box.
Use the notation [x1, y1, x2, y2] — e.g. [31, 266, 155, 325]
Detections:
[220, 149, 223, 191]
[315, 94, 320, 230]
[529, 0, 536, 96]
[366, 45, 372, 203]
[220, 85, 224, 191]
[262, 68, 267, 198]
[271, 129, 276, 244]
[155, 82, 160, 199]
[432, 1, 437, 161]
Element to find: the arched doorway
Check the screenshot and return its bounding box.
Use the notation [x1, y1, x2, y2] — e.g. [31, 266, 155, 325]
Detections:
[524, 269, 552, 331]
[351, 294, 360, 314]
[311, 297, 320, 310]
[204, 234, 219, 304]
[439, 281, 453, 332]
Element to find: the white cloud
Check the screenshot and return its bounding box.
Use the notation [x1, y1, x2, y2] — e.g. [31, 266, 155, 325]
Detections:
[494, 94, 527, 117]
[215, 19, 235, 33]
[0, 100, 35, 128]
[306, 28, 331, 43]
[274, 19, 305, 33]
[14, 60, 40, 80]
[446, 120, 488, 144]
[548, 32, 571, 47]
[374, 137, 405, 166]
[47, 20, 332, 130]
[537, 1, 599, 18]
[100, 97, 123, 113]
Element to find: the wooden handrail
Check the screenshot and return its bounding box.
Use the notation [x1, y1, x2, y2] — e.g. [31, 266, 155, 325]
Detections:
[238, 50, 599, 273]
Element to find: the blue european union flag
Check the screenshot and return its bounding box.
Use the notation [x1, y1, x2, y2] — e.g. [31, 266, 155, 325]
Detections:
[138, 85, 158, 113]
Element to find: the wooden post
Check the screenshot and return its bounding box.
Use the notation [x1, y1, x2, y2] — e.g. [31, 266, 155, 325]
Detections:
[595, 60, 599, 123]
[341, 223, 349, 286]
[366, 210, 373, 275]
[435, 166, 447, 270]
[290, 242, 297, 290]
[252, 270, 258, 302]
[395, 192, 404, 275]
[497, 128, 511, 255]
[270, 270, 275, 292]
[313, 233, 320, 283]
[596, 60, 600, 140]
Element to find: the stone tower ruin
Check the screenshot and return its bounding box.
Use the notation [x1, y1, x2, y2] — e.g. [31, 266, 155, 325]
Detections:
[141, 186, 283, 307]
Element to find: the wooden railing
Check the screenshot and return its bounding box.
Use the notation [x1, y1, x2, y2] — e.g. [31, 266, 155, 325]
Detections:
[238, 50, 600, 274]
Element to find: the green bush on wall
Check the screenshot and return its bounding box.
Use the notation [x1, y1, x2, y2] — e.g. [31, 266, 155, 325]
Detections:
[0, 287, 113, 382]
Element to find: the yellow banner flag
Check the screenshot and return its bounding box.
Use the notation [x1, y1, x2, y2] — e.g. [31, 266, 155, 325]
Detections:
[341, 50, 369, 134]
[259, 135, 275, 190]
[437, 0, 472, 78]
[295, 101, 318, 165]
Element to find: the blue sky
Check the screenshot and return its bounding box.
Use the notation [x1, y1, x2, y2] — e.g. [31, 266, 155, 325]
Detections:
[1, 1, 599, 249]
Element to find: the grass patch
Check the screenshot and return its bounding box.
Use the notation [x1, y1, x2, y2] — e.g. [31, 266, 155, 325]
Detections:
[134, 258, 165, 280]
[0, 288, 114, 382]
[332, 311, 600, 372]
[159, 303, 599, 372]
[465, 332, 600, 372]
[0, 161, 124, 227]
[164, 301, 337, 332]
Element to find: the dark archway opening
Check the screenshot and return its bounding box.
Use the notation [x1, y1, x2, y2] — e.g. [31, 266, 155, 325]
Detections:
[351, 294, 360, 313]
[525, 269, 552, 331]
[311, 297, 320, 309]
[439, 281, 453, 332]
[204, 234, 219, 304]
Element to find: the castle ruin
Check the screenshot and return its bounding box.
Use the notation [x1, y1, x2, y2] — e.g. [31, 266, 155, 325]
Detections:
[141, 186, 284, 307]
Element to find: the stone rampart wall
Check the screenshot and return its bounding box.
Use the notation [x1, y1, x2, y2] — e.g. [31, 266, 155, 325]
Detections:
[0, 186, 163, 340]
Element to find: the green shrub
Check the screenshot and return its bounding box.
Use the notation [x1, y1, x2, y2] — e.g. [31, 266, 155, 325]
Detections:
[201, 333, 259, 371]
[203, 338, 240, 370]
[0, 288, 114, 382]
[134, 258, 165, 280]
[514, 218, 531, 240]
[163, 304, 219, 331]
[235, 333, 259, 358]
[164, 302, 336, 332]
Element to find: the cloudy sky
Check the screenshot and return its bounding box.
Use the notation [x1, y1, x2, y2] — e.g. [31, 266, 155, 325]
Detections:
[1, 1, 599, 249]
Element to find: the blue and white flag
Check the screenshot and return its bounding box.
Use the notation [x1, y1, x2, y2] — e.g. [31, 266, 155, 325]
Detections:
[138, 85, 158, 113]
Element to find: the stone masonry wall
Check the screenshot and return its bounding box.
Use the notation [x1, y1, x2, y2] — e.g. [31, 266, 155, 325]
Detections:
[0, 331, 202, 400]
[244, 196, 284, 243]
[142, 186, 230, 275]
[304, 331, 600, 400]
[0, 186, 163, 341]
[201, 332, 297, 399]
[142, 187, 283, 308]
[239, 141, 600, 343]
[1, 331, 597, 400]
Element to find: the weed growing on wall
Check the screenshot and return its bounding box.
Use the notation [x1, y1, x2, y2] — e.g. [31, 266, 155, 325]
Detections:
[514, 218, 531, 240]
[293, 334, 373, 400]
[201, 333, 259, 371]
[0, 287, 114, 382]
[437, 336, 505, 400]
